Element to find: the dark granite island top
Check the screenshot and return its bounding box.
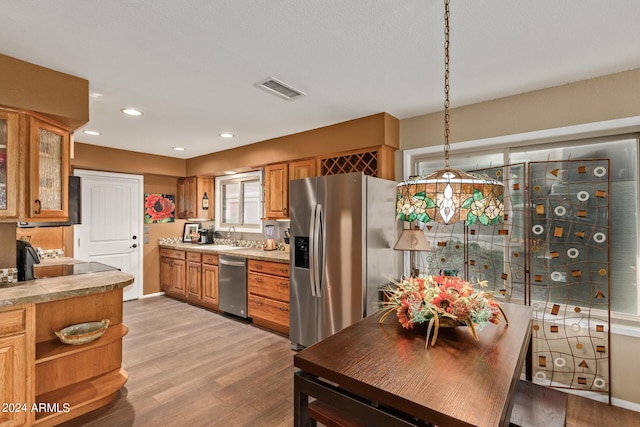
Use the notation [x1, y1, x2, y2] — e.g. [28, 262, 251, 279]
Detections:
[0, 269, 134, 307]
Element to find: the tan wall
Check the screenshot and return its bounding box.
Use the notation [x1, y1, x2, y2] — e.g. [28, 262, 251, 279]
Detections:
[143, 175, 186, 295]
[399, 67, 640, 406]
[187, 112, 399, 176]
[73, 143, 186, 177]
[0, 223, 16, 269]
[0, 54, 89, 129]
[400, 68, 640, 154]
[72, 143, 188, 295]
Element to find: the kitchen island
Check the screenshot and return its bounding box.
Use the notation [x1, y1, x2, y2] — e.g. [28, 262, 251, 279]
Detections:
[0, 268, 134, 426]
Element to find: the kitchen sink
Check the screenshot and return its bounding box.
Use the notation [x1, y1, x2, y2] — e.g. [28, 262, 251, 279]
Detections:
[205, 245, 243, 250]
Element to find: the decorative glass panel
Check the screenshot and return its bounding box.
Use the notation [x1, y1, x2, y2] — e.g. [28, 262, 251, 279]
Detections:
[38, 128, 63, 211]
[528, 159, 610, 397]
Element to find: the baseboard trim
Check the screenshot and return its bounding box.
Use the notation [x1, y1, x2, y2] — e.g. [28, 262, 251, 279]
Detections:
[140, 292, 165, 299]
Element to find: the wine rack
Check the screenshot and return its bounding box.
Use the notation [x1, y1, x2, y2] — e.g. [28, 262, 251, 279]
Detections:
[320, 150, 378, 177]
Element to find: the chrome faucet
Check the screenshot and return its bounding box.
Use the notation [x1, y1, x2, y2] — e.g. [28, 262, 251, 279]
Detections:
[228, 226, 237, 246]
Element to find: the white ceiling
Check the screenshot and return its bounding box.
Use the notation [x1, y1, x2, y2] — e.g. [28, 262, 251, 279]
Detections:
[1, 1, 640, 159]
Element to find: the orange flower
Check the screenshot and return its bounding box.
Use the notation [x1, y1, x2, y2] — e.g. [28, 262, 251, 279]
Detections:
[431, 291, 454, 313]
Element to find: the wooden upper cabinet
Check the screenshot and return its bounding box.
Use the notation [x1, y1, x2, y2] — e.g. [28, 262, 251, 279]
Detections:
[289, 159, 317, 181]
[177, 176, 213, 220]
[0, 110, 20, 220]
[264, 163, 289, 219]
[26, 115, 70, 221]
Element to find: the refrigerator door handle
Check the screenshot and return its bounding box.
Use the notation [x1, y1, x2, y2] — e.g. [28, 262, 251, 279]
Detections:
[312, 204, 322, 297]
[315, 204, 324, 297]
[309, 203, 317, 297]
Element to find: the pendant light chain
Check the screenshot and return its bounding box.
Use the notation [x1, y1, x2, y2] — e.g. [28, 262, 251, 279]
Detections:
[443, 0, 451, 169]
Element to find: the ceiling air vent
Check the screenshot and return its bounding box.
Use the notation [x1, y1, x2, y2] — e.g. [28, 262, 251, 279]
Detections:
[255, 77, 306, 100]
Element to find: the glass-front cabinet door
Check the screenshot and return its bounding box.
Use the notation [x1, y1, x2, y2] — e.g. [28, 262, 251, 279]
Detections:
[28, 116, 70, 220]
[0, 109, 19, 220]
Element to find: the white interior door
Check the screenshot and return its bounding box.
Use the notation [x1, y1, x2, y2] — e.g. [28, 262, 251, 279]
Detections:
[73, 170, 143, 301]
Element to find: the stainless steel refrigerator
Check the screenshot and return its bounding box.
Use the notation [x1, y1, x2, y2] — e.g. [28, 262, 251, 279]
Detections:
[289, 172, 399, 350]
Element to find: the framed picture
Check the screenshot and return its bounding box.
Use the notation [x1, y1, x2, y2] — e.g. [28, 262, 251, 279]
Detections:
[144, 193, 175, 223]
[182, 223, 200, 242]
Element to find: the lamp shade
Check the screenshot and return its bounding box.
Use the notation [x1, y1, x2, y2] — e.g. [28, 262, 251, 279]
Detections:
[397, 169, 504, 225]
[393, 228, 432, 251]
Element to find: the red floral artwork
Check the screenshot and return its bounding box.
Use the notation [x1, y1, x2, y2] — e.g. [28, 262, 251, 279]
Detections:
[145, 193, 175, 223]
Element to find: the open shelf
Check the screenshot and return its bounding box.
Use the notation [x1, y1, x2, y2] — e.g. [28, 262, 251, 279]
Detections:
[34, 368, 128, 426]
[36, 323, 128, 364]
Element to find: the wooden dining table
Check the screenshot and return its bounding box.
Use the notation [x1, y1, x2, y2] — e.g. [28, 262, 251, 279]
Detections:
[293, 302, 533, 427]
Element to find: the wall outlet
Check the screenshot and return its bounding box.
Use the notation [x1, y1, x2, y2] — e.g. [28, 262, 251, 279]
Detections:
[143, 236, 150, 244]
[144, 225, 150, 234]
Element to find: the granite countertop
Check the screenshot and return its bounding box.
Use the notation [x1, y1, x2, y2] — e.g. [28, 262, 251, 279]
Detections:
[159, 242, 290, 263]
[0, 270, 135, 307]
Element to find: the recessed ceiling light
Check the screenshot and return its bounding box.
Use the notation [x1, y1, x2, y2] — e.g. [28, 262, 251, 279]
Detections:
[223, 170, 236, 175]
[83, 130, 101, 136]
[220, 133, 234, 138]
[121, 108, 143, 116]
[173, 147, 185, 151]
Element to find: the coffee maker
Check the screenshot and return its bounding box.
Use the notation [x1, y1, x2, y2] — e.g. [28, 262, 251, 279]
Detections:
[264, 225, 276, 251]
[197, 227, 214, 244]
[17, 240, 41, 281]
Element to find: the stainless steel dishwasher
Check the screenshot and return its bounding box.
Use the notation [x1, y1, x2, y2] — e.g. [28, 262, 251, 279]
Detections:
[218, 255, 248, 318]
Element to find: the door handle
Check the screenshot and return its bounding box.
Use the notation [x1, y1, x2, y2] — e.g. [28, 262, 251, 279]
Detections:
[130, 244, 138, 248]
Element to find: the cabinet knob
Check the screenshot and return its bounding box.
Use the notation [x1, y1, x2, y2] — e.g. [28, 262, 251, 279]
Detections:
[279, 282, 288, 288]
[34, 199, 42, 214]
[254, 277, 263, 282]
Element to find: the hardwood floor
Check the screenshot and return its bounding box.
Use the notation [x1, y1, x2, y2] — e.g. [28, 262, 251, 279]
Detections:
[60, 296, 297, 427]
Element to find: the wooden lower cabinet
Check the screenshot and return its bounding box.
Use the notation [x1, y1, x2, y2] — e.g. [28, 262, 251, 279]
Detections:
[172, 251, 219, 310]
[186, 252, 202, 302]
[0, 305, 34, 427]
[31, 289, 127, 426]
[201, 259, 219, 309]
[248, 259, 290, 335]
[159, 248, 289, 332]
[160, 249, 186, 297]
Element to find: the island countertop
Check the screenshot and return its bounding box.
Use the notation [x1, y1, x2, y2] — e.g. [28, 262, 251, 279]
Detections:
[159, 242, 290, 263]
[0, 269, 135, 307]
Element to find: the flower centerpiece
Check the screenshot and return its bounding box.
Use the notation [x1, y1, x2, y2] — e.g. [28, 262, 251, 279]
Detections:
[379, 275, 509, 347]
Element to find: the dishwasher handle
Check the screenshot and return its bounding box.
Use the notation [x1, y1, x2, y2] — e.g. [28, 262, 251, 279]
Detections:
[219, 256, 246, 267]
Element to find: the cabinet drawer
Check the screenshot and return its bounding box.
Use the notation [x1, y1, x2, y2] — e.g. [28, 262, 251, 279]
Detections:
[160, 249, 185, 260]
[248, 273, 289, 302]
[0, 307, 26, 335]
[186, 252, 201, 262]
[248, 259, 289, 277]
[202, 254, 219, 265]
[248, 295, 289, 328]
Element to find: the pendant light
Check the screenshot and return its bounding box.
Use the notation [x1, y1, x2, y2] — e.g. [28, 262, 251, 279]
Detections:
[397, 0, 504, 226]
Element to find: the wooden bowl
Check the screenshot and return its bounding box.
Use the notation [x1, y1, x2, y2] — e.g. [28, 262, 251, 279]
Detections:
[55, 319, 110, 345]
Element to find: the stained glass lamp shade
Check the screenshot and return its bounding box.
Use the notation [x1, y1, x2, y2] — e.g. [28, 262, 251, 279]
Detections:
[397, 169, 504, 226]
